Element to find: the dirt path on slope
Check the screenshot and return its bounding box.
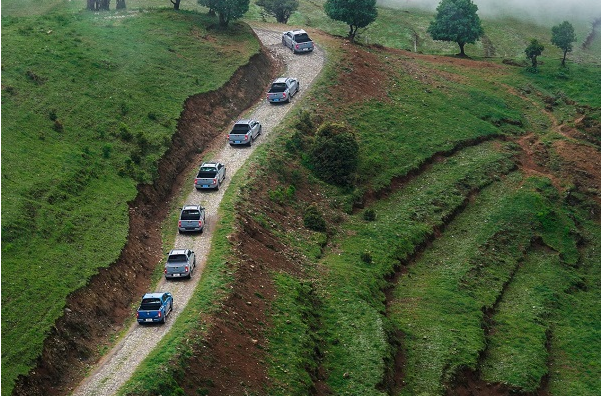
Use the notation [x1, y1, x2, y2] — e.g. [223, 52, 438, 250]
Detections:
[68, 26, 325, 396]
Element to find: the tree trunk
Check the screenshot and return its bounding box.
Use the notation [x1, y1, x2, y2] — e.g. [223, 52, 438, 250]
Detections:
[116, 0, 125, 9]
[170, 0, 181, 10]
[562, 50, 567, 66]
[219, 13, 228, 27]
[87, 0, 98, 10]
[348, 25, 358, 42]
[99, 0, 110, 10]
[532, 55, 537, 68]
[458, 42, 466, 57]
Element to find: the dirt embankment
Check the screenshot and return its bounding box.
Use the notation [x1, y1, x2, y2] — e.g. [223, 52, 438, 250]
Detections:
[12, 47, 278, 396]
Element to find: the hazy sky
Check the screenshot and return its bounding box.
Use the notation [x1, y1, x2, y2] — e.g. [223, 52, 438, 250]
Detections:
[379, 0, 601, 23]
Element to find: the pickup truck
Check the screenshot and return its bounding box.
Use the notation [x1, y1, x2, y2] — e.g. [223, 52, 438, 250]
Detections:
[194, 162, 226, 190]
[282, 29, 314, 53]
[178, 204, 205, 233]
[164, 248, 196, 279]
[136, 292, 173, 324]
[267, 77, 299, 103]
[228, 119, 262, 146]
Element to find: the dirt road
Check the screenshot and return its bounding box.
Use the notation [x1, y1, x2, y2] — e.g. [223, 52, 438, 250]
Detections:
[70, 26, 325, 396]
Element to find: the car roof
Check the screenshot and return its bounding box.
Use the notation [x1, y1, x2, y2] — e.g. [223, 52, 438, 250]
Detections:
[287, 29, 307, 34]
[182, 204, 201, 210]
[274, 77, 288, 83]
[142, 292, 168, 299]
[235, 119, 254, 125]
[200, 162, 218, 167]
[169, 248, 188, 255]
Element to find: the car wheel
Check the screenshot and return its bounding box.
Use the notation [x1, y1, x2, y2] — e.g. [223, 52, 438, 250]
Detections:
[248, 136, 253, 147]
[215, 182, 219, 190]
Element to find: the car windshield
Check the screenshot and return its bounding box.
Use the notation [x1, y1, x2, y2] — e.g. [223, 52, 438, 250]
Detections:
[294, 33, 311, 43]
[181, 210, 200, 220]
[232, 124, 250, 132]
[139, 298, 161, 310]
[271, 83, 287, 92]
[168, 254, 187, 263]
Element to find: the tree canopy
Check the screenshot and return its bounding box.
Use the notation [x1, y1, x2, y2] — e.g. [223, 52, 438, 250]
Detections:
[324, 0, 377, 42]
[256, 0, 298, 24]
[525, 39, 544, 69]
[427, 0, 484, 57]
[198, 0, 249, 26]
[309, 122, 359, 186]
[551, 21, 577, 66]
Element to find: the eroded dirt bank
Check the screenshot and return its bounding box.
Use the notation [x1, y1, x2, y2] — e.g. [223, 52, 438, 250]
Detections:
[12, 47, 279, 396]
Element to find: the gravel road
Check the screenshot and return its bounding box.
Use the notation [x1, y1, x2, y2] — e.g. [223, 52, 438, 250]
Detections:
[70, 26, 325, 396]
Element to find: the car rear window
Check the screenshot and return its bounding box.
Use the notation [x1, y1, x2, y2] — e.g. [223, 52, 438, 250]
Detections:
[168, 254, 187, 262]
[181, 210, 201, 220]
[294, 33, 312, 43]
[199, 166, 215, 172]
[232, 124, 250, 132]
[270, 83, 287, 92]
[140, 299, 161, 310]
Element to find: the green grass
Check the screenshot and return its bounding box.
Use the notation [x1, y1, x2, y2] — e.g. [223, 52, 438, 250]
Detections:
[1, 4, 259, 394]
[264, 142, 515, 395]
[547, 219, 601, 395]
[388, 175, 581, 395]
[480, 248, 578, 391]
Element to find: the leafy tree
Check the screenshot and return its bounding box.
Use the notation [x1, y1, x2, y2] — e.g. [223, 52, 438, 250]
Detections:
[525, 38, 544, 69]
[309, 122, 359, 186]
[198, 0, 249, 26]
[324, 0, 377, 42]
[256, 0, 298, 24]
[427, 0, 484, 57]
[551, 21, 577, 66]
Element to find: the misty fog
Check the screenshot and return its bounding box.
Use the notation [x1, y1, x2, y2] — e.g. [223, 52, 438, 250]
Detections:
[377, 0, 601, 24]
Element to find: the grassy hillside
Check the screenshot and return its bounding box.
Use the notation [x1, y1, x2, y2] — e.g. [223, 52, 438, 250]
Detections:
[1, 1, 260, 393]
[3, 1, 601, 395]
[118, 7, 600, 395]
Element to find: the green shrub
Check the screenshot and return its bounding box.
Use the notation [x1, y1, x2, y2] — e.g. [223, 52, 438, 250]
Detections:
[309, 122, 359, 186]
[360, 251, 373, 263]
[303, 203, 326, 232]
[363, 208, 376, 221]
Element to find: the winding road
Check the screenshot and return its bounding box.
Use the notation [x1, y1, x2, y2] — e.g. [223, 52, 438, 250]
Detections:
[70, 26, 325, 396]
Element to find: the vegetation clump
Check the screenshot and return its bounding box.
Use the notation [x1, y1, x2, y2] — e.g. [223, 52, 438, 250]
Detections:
[309, 122, 359, 187]
[303, 203, 326, 232]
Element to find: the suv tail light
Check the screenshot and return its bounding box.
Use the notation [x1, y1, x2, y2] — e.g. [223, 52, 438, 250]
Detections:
[136, 312, 139, 318]
[164, 268, 167, 274]
[282, 92, 287, 99]
[295, 44, 300, 49]
[158, 311, 162, 318]
[198, 220, 203, 227]
[185, 265, 189, 272]
[194, 178, 199, 184]
[244, 134, 249, 140]
[178, 220, 182, 227]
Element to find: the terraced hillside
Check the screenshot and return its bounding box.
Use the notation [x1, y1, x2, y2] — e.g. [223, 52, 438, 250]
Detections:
[3, 2, 601, 396]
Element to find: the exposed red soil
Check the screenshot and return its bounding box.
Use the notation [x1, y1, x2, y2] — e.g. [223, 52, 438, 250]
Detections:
[11, 47, 280, 396]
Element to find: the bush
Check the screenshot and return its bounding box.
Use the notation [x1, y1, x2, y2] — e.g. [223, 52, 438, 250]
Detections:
[363, 208, 376, 221]
[309, 122, 359, 186]
[360, 251, 373, 263]
[303, 203, 326, 232]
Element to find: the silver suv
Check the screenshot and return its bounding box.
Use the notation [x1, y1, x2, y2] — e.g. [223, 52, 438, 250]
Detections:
[164, 249, 196, 279]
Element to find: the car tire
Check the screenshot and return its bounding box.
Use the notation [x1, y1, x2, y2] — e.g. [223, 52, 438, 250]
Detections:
[248, 136, 253, 147]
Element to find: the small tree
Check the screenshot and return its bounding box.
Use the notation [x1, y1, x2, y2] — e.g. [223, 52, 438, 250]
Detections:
[256, 0, 298, 24]
[551, 21, 577, 67]
[198, 0, 249, 26]
[309, 122, 359, 186]
[170, 0, 181, 10]
[427, 0, 484, 57]
[525, 39, 544, 70]
[324, 0, 377, 42]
